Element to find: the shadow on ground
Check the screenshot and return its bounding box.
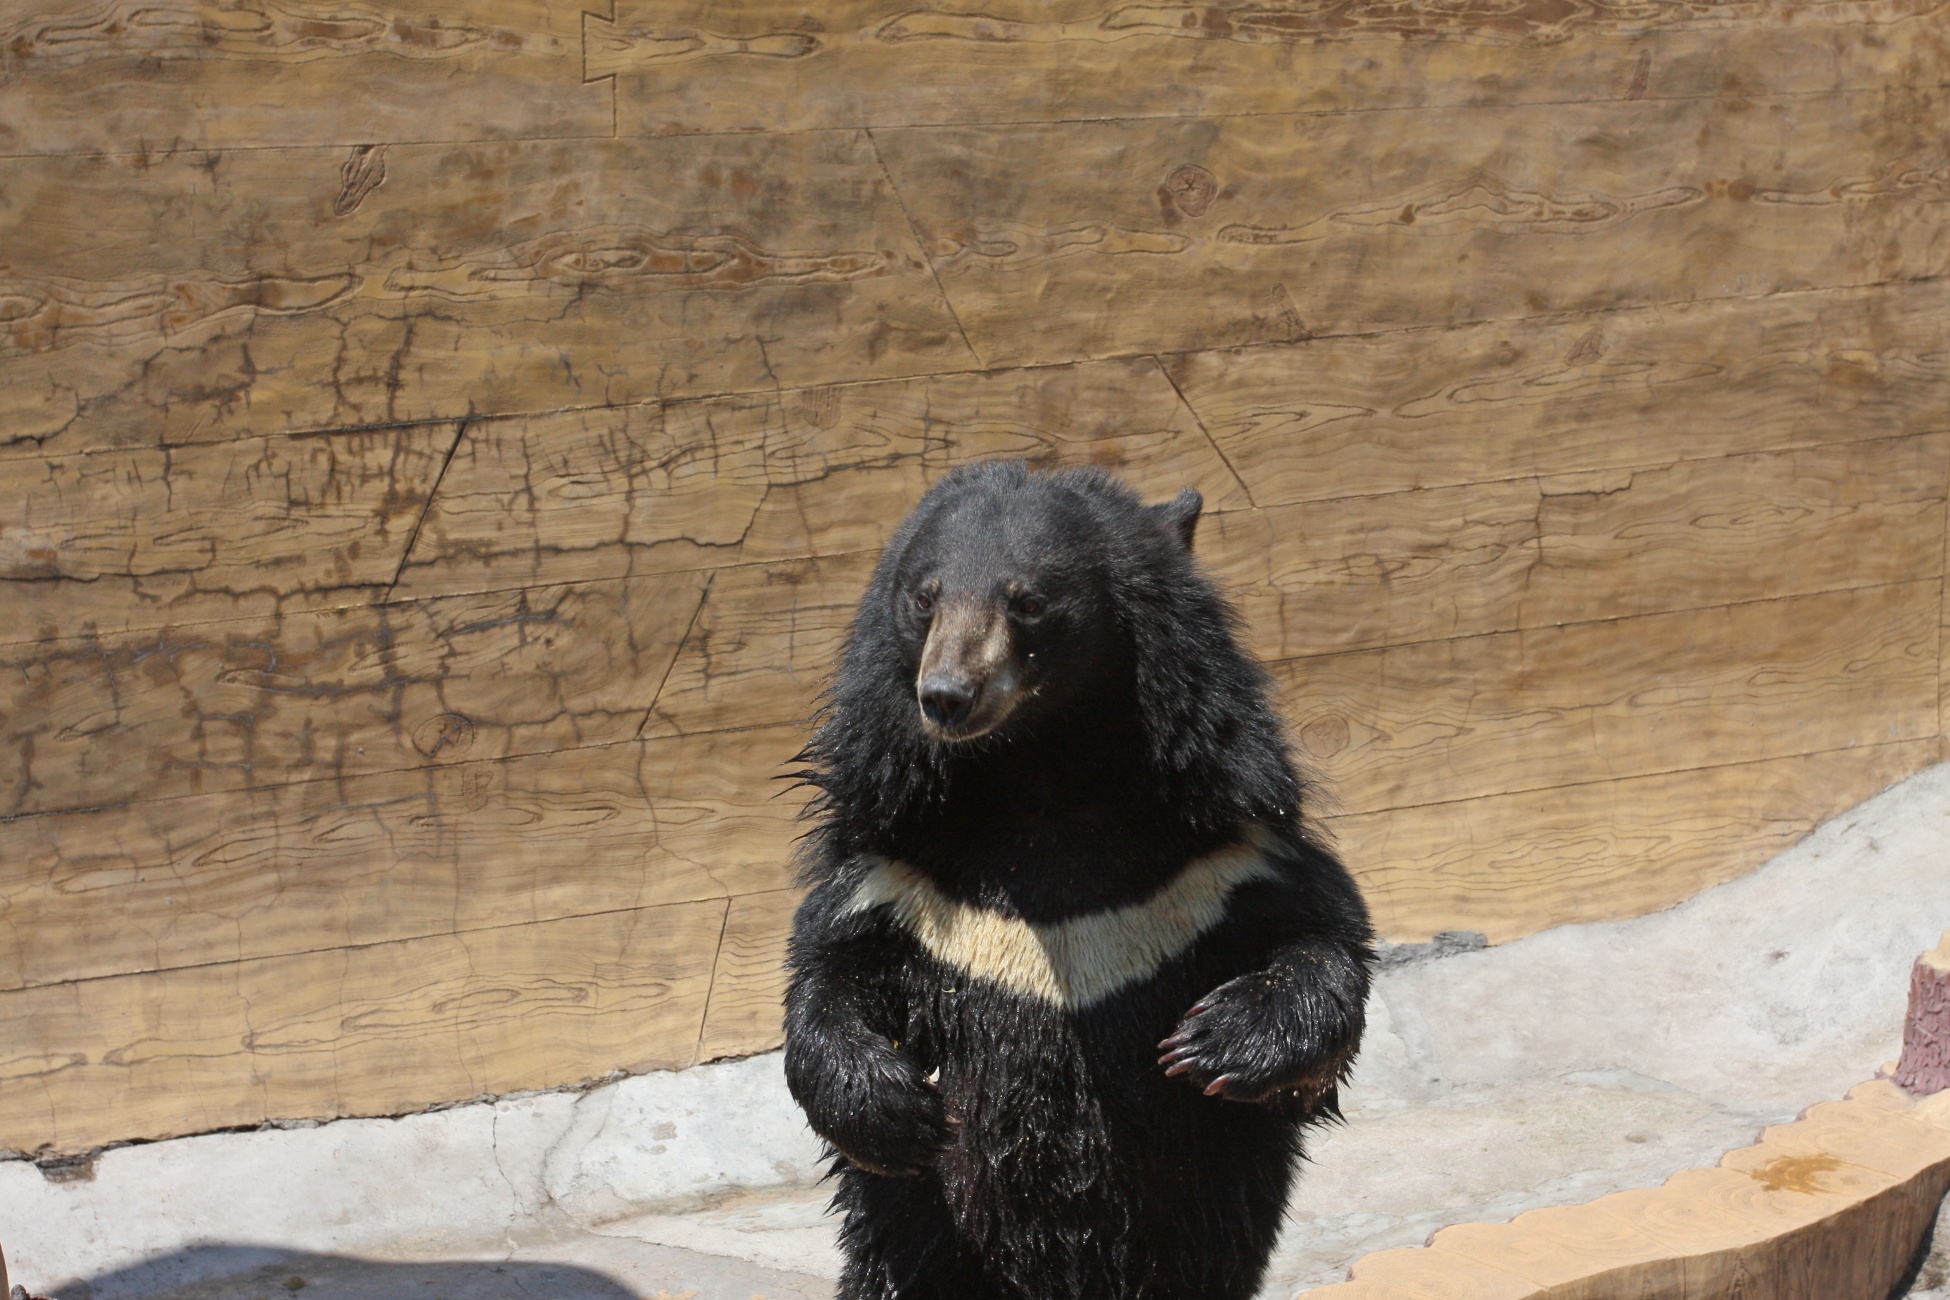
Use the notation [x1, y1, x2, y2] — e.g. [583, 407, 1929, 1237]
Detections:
[45, 1248, 640, 1300]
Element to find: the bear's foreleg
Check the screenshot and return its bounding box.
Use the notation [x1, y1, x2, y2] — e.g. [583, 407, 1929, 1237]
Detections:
[1156, 937, 1370, 1107]
[783, 949, 950, 1177]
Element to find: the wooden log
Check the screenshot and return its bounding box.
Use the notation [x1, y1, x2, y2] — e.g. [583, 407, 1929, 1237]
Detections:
[0, 133, 973, 457]
[0, 571, 709, 816]
[0, 2, 610, 154]
[0, 900, 729, 1158]
[1326, 740, 1936, 944]
[0, 423, 459, 645]
[1305, 1082, 1950, 1300]
[1895, 931, 1950, 1096]
[874, 89, 1950, 367]
[596, 0, 1950, 137]
[1163, 280, 1950, 510]
[0, 726, 807, 993]
[389, 358, 1248, 600]
[1277, 581, 1941, 817]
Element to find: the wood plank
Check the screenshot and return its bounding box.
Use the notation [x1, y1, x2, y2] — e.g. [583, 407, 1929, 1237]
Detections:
[1325, 740, 1935, 944]
[0, 2, 610, 155]
[1164, 281, 1950, 509]
[1203, 481, 1539, 661]
[390, 358, 1248, 599]
[697, 887, 800, 1063]
[0, 571, 708, 817]
[1279, 581, 1941, 817]
[0, 900, 727, 1157]
[874, 90, 1950, 367]
[0, 422, 460, 646]
[1522, 434, 1950, 628]
[596, 0, 1950, 136]
[0, 133, 973, 457]
[0, 727, 805, 993]
[645, 447, 1946, 742]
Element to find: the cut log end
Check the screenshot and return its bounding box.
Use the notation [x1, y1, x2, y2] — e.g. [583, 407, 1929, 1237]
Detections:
[1894, 929, 1950, 1096]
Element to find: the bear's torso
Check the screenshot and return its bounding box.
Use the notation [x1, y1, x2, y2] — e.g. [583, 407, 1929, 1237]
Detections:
[809, 830, 1313, 1298]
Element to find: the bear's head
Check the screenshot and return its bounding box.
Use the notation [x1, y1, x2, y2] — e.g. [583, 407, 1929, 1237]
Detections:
[804, 461, 1300, 842]
[893, 463, 1201, 744]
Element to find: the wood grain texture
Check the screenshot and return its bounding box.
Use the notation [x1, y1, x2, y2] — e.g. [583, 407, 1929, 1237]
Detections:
[0, 725, 806, 992]
[0, 571, 709, 815]
[0, 132, 973, 457]
[0, 2, 611, 155]
[1523, 434, 1950, 628]
[697, 886, 801, 1062]
[1280, 581, 1942, 816]
[389, 358, 1248, 599]
[0, 900, 727, 1158]
[876, 89, 1950, 366]
[1164, 280, 1950, 509]
[597, 0, 1950, 136]
[0, 423, 459, 645]
[1325, 740, 1935, 944]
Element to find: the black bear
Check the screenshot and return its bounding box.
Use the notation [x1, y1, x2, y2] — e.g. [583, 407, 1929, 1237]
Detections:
[783, 461, 1374, 1299]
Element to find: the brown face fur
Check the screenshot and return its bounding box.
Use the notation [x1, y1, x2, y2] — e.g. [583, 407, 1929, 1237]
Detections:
[915, 591, 1030, 742]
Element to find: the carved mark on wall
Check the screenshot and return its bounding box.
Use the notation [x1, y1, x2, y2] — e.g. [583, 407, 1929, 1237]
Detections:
[334, 144, 388, 217]
[1165, 164, 1219, 217]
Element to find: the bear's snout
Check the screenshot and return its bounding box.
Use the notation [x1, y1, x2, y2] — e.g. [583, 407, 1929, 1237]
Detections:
[919, 675, 981, 729]
[916, 599, 1022, 741]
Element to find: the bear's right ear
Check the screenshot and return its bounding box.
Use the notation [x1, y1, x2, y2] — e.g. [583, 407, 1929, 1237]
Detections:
[1150, 487, 1203, 552]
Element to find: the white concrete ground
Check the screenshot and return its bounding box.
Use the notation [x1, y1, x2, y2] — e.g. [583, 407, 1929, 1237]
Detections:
[6, 762, 1950, 1300]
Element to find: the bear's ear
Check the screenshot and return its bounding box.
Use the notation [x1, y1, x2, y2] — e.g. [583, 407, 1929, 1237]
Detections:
[1150, 487, 1203, 552]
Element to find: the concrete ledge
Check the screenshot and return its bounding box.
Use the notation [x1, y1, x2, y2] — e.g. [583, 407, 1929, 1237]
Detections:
[1304, 1079, 1950, 1300]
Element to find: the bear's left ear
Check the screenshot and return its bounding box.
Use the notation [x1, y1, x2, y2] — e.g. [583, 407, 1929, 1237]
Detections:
[1150, 487, 1203, 552]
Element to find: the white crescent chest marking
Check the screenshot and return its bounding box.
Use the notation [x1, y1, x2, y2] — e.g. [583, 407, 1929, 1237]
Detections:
[842, 830, 1281, 1009]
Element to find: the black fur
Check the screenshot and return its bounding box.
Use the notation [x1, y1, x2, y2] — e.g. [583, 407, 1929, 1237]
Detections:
[784, 462, 1374, 1299]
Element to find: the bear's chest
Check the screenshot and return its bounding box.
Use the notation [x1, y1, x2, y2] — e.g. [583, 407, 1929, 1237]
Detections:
[844, 834, 1286, 1127]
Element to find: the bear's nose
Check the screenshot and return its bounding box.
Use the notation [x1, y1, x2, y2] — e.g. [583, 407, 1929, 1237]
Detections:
[919, 676, 980, 730]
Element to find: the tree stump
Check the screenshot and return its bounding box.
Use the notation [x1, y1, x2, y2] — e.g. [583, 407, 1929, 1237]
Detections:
[1895, 930, 1950, 1096]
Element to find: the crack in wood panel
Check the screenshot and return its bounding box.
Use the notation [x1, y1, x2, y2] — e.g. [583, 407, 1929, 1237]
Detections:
[872, 88, 1950, 367]
[1323, 740, 1937, 943]
[1164, 279, 1950, 509]
[0, 422, 459, 646]
[1278, 581, 1942, 817]
[0, 725, 806, 993]
[0, 899, 727, 1158]
[0, 2, 611, 154]
[389, 358, 1248, 600]
[695, 886, 801, 1063]
[0, 133, 973, 458]
[594, 0, 1950, 136]
[0, 570, 709, 816]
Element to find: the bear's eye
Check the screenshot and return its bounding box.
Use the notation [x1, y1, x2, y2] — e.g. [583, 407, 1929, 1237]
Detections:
[1015, 594, 1046, 617]
[913, 589, 933, 613]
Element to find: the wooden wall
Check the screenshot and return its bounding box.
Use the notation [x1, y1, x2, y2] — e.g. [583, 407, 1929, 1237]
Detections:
[2, 2, 1947, 1157]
